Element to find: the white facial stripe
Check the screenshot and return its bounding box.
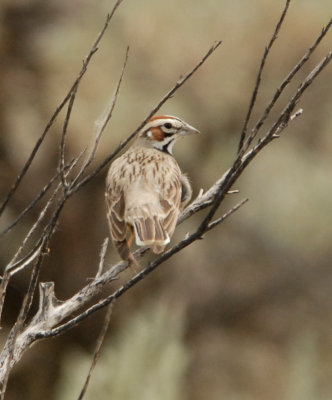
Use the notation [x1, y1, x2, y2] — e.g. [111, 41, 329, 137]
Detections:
[142, 116, 183, 132]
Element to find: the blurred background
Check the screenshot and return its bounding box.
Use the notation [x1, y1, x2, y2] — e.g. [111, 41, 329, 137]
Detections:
[1, 0, 332, 399]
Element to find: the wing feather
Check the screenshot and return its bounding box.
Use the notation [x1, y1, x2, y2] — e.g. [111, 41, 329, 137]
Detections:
[105, 157, 131, 260]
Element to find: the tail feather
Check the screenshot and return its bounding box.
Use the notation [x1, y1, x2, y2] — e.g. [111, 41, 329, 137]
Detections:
[153, 216, 167, 242]
[133, 216, 169, 247]
[126, 205, 170, 253]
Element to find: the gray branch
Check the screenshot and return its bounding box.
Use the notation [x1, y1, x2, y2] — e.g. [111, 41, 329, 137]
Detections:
[0, 3, 331, 396]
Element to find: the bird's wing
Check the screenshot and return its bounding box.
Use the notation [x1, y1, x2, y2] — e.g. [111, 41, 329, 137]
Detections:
[105, 158, 129, 259]
[180, 173, 192, 209]
[157, 162, 182, 240]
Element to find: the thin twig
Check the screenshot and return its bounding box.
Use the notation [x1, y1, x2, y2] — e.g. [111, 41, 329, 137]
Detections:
[178, 54, 332, 255]
[207, 198, 249, 231]
[6, 156, 80, 269]
[179, 19, 332, 225]
[0, 193, 67, 324]
[59, 91, 78, 191]
[241, 51, 332, 168]
[0, 155, 82, 324]
[96, 238, 109, 278]
[237, 0, 291, 153]
[77, 303, 114, 400]
[0, 163, 70, 237]
[72, 46, 129, 186]
[244, 17, 332, 151]
[0, 0, 124, 218]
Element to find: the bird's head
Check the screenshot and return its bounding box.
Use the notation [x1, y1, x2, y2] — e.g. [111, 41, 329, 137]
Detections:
[136, 115, 200, 155]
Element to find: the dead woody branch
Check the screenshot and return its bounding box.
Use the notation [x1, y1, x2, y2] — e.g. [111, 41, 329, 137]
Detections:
[0, 1, 331, 397]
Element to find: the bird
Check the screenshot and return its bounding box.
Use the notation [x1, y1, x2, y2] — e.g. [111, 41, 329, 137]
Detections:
[105, 115, 200, 267]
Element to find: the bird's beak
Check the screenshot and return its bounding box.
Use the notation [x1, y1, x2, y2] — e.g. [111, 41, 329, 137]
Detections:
[180, 123, 200, 136]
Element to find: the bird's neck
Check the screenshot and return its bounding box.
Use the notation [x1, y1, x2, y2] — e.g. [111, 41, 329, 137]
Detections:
[134, 138, 175, 156]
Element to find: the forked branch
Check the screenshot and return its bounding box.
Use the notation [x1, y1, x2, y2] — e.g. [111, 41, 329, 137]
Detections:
[0, 1, 331, 397]
[0, 0, 124, 217]
[0, 39, 223, 391]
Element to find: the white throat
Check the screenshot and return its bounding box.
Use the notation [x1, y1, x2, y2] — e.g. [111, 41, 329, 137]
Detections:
[153, 137, 176, 155]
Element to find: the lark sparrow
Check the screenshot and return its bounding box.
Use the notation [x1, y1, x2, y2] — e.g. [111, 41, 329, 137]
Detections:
[105, 115, 199, 265]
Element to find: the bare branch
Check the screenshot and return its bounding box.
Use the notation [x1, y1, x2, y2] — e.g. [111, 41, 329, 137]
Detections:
[71, 46, 129, 186]
[77, 303, 114, 400]
[19, 193, 248, 342]
[59, 91, 78, 191]
[96, 238, 109, 279]
[4, 155, 81, 272]
[237, 0, 291, 153]
[0, 40, 222, 341]
[0, 250, 45, 398]
[244, 17, 332, 152]
[37, 196, 248, 339]
[0, 2, 331, 394]
[1, 45, 329, 383]
[206, 198, 249, 231]
[0, 0, 124, 217]
[0, 167, 63, 237]
[241, 51, 332, 168]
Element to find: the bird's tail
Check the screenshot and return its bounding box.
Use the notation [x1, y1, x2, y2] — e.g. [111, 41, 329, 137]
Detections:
[127, 206, 170, 253]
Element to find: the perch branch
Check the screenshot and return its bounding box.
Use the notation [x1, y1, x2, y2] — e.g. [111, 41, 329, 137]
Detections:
[0, 4, 331, 394]
[0, 40, 223, 386]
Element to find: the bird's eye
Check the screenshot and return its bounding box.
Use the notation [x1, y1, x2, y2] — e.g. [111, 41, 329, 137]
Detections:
[164, 122, 172, 129]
